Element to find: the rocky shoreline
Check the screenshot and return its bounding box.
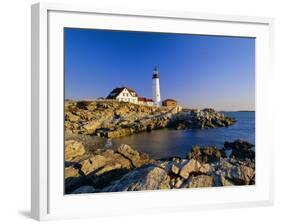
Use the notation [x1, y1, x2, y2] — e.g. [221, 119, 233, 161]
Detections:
[65, 100, 236, 138]
[65, 137, 255, 194]
[64, 100, 249, 194]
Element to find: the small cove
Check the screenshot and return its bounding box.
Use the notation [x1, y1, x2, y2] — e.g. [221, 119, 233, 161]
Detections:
[111, 112, 255, 159]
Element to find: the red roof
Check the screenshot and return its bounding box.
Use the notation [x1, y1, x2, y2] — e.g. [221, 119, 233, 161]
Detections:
[138, 97, 146, 102]
[138, 97, 154, 102]
[106, 87, 139, 99]
[163, 99, 177, 102]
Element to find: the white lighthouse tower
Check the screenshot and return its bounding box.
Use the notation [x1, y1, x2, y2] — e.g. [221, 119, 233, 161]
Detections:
[152, 66, 161, 106]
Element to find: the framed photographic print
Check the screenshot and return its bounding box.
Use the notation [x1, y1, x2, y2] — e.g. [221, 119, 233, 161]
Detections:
[31, 2, 274, 221]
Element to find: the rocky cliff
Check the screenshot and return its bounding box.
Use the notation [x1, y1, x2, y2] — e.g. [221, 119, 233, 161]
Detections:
[65, 100, 236, 138]
[65, 138, 255, 194]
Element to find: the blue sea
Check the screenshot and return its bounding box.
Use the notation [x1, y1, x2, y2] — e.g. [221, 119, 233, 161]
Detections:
[112, 112, 255, 159]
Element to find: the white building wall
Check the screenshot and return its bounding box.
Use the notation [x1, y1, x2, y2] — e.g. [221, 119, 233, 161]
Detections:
[116, 88, 138, 103]
[146, 101, 154, 106]
[138, 101, 154, 106]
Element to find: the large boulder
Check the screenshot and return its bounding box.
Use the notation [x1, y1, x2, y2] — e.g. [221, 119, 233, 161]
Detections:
[182, 175, 214, 188]
[80, 154, 111, 175]
[65, 133, 108, 153]
[82, 120, 103, 135]
[220, 158, 255, 185]
[79, 144, 151, 176]
[65, 144, 153, 192]
[179, 159, 202, 179]
[104, 164, 171, 191]
[65, 140, 85, 161]
[224, 140, 255, 160]
[227, 165, 255, 185]
[105, 128, 133, 138]
[188, 146, 223, 163]
[65, 166, 80, 179]
[117, 144, 151, 168]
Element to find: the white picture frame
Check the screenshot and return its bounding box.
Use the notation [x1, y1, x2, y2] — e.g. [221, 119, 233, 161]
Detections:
[31, 2, 274, 221]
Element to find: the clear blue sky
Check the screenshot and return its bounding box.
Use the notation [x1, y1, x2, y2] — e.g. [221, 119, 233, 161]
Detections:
[65, 28, 255, 111]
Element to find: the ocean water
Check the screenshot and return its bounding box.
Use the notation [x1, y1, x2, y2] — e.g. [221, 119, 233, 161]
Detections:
[111, 112, 255, 159]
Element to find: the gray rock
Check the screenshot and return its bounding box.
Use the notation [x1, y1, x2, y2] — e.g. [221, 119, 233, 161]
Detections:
[65, 100, 235, 138]
[117, 144, 151, 168]
[65, 144, 155, 192]
[65, 166, 80, 179]
[220, 175, 234, 186]
[65, 140, 85, 161]
[63, 134, 255, 193]
[188, 145, 223, 163]
[65, 133, 108, 153]
[174, 178, 183, 188]
[80, 154, 109, 175]
[179, 159, 201, 179]
[169, 108, 236, 130]
[104, 164, 170, 191]
[220, 158, 255, 185]
[224, 140, 255, 160]
[182, 175, 214, 188]
[171, 164, 180, 175]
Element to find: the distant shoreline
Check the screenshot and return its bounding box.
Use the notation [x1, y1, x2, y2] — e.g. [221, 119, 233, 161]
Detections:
[220, 110, 255, 113]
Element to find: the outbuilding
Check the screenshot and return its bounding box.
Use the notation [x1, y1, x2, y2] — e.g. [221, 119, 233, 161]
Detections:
[162, 99, 177, 107]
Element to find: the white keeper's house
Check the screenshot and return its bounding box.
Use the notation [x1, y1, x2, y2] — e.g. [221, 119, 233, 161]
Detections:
[105, 67, 177, 107]
[106, 87, 139, 103]
[106, 87, 154, 106]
